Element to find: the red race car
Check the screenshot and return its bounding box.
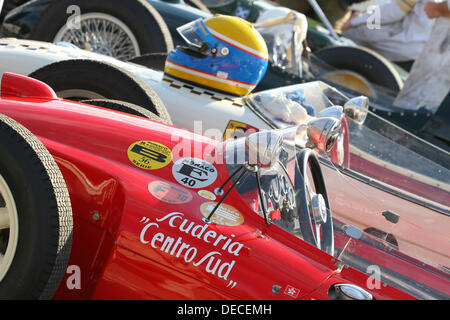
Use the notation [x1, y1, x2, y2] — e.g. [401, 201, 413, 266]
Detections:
[0, 73, 448, 300]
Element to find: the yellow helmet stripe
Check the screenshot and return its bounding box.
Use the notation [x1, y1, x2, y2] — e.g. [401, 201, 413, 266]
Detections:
[208, 28, 269, 61]
[197, 20, 209, 36]
[166, 60, 257, 89]
[165, 66, 250, 96]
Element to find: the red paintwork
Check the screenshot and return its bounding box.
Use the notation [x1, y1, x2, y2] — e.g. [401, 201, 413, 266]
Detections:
[1, 72, 58, 99]
[1, 74, 443, 300]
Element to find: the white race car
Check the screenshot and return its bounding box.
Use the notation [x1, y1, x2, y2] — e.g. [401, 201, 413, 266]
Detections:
[0, 38, 449, 270]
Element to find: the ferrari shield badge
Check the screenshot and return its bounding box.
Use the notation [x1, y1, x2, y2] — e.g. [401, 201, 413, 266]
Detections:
[223, 120, 258, 140]
[127, 141, 172, 170]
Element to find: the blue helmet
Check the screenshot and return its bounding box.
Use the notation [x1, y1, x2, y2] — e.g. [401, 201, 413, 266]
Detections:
[164, 15, 269, 96]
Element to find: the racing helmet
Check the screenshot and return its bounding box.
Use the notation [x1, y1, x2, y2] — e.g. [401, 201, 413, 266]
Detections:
[164, 15, 269, 96]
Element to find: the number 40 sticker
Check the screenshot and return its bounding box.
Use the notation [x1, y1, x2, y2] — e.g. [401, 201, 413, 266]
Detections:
[172, 158, 218, 189]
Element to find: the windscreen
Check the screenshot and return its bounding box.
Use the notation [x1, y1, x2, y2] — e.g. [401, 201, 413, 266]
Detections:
[246, 81, 339, 125]
[247, 81, 450, 209]
[256, 10, 305, 78]
[223, 127, 300, 233]
[221, 126, 449, 299]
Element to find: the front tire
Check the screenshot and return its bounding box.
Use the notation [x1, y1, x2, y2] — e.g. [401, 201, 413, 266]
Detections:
[0, 114, 72, 299]
[28, 59, 172, 125]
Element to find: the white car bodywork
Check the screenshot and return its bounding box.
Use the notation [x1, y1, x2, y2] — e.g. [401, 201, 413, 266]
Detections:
[0, 38, 270, 138]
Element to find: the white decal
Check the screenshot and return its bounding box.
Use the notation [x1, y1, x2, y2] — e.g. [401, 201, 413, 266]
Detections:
[235, 6, 250, 19]
[172, 158, 218, 189]
[284, 285, 300, 299]
[66, 265, 81, 290]
[139, 212, 242, 287]
[200, 202, 244, 226]
[217, 71, 229, 79]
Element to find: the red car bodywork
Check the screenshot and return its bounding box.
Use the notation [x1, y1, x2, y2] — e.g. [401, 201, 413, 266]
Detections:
[0, 73, 444, 300]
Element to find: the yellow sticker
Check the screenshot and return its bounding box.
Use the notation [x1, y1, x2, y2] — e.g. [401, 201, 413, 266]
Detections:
[200, 202, 244, 226]
[127, 141, 172, 170]
[198, 190, 217, 201]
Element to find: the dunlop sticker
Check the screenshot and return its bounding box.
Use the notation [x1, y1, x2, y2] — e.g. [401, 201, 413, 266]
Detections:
[148, 181, 192, 204]
[200, 202, 244, 226]
[128, 141, 172, 170]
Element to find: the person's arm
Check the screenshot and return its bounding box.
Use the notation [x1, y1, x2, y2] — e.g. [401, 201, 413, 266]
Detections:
[349, 0, 418, 27]
[424, 0, 450, 18]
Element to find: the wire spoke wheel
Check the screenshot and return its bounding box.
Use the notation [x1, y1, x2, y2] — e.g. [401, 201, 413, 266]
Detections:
[53, 13, 141, 60]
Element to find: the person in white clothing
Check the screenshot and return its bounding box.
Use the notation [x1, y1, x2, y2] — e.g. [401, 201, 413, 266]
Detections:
[393, 0, 450, 111]
[341, 0, 435, 69]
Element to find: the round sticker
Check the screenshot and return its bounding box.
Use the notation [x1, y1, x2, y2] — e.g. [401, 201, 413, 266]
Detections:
[200, 202, 244, 226]
[148, 181, 192, 204]
[198, 190, 217, 201]
[127, 141, 172, 170]
[172, 158, 218, 189]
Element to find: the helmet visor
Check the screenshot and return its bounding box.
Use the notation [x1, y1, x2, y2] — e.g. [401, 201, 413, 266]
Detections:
[177, 19, 209, 51]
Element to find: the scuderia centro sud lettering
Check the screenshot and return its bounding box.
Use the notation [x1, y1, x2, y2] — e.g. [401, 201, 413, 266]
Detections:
[139, 212, 243, 287]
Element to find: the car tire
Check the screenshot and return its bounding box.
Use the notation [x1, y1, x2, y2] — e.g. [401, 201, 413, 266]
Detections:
[0, 113, 73, 299]
[314, 45, 404, 94]
[30, 0, 173, 60]
[28, 59, 172, 125]
[127, 53, 168, 72]
[0, 0, 27, 24]
[80, 99, 169, 124]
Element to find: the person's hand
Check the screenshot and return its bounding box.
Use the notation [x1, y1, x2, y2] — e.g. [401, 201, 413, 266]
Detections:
[341, 11, 361, 31]
[425, 1, 450, 18]
[341, 20, 353, 31]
